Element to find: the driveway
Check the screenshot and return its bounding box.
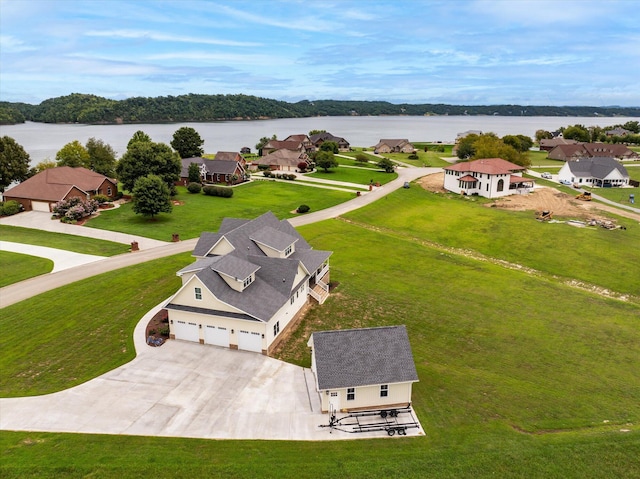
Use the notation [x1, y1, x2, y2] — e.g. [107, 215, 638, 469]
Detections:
[0, 211, 168, 250]
[0, 303, 424, 440]
[0, 241, 106, 273]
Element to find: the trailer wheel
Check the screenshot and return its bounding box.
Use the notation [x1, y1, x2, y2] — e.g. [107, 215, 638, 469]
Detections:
[387, 428, 395, 436]
[380, 410, 388, 418]
[390, 410, 398, 418]
[399, 428, 407, 436]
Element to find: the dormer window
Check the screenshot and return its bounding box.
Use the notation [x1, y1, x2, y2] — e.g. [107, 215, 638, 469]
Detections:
[243, 275, 253, 288]
[285, 245, 292, 256]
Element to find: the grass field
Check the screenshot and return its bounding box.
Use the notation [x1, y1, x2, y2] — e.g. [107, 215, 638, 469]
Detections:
[0, 225, 129, 256]
[305, 165, 397, 185]
[0, 251, 53, 287]
[2, 183, 639, 478]
[86, 182, 353, 241]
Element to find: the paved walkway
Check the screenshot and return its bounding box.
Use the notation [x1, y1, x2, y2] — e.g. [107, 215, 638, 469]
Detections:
[0, 211, 168, 250]
[0, 302, 424, 440]
[0, 241, 106, 273]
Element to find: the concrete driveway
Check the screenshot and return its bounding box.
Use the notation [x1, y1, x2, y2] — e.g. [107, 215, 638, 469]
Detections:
[0, 211, 168, 250]
[0, 241, 106, 273]
[0, 302, 424, 440]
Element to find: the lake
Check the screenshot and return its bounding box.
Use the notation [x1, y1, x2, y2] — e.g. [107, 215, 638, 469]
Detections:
[0, 116, 635, 165]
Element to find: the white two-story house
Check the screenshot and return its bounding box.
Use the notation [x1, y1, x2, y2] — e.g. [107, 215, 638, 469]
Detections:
[443, 158, 534, 198]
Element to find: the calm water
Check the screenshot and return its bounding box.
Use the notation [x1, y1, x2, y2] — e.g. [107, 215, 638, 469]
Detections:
[0, 116, 635, 166]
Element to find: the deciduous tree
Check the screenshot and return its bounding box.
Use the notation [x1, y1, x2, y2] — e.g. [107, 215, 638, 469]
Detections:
[127, 130, 152, 149]
[315, 151, 338, 172]
[116, 141, 181, 192]
[319, 141, 338, 154]
[132, 174, 172, 218]
[377, 157, 395, 173]
[255, 134, 276, 152]
[171, 127, 204, 158]
[56, 140, 90, 168]
[0, 136, 31, 192]
[86, 137, 117, 177]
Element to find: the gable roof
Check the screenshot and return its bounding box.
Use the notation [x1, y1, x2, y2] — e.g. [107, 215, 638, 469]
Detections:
[180, 157, 243, 177]
[254, 149, 309, 167]
[309, 132, 349, 145]
[182, 212, 332, 321]
[548, 143, 637, 160]
[311, 325, 418, 390]
[263, 140, 304, 151]
[375, 139, 410, 148]
[214, 151, 242, 161]
[444, 158, 525, 175]
[565, 157, 629, 179]
[4, 166, 115, 201]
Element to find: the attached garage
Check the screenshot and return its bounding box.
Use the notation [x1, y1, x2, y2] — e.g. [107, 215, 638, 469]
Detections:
[204, 325, 230, 348]
[238, 330, 262, 353]
[31, 201, 51, 212]
[174, 320, 200, 343]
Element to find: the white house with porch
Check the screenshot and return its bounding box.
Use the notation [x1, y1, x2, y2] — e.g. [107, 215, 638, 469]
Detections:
[164, 212, 331, 356]
[558, 157, 629, 188]
[443, 158, 534, 198]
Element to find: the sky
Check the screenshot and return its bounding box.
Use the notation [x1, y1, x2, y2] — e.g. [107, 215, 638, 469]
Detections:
[1, 0, 639, 106]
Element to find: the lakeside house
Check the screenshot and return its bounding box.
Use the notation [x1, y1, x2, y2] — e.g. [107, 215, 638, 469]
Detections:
[443, 158, 534, 198]
[557, 157, 630, 187]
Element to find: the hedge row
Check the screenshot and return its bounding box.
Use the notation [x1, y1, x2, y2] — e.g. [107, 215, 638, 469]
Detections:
[202, 185, 234, 197]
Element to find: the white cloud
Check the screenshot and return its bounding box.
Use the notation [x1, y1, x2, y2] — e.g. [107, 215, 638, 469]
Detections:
[0, 35, 37, 53]
[84, 29, 261, 47]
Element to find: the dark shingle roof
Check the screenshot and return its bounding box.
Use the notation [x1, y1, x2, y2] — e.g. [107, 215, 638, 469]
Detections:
[250, 226, 298, 252]
[311, 326, 418, 390]
[211, 254, 260, 280]
[567, 157, 629, 179]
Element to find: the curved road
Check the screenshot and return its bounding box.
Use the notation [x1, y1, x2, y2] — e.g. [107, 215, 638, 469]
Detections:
[0, 167, 438, 308]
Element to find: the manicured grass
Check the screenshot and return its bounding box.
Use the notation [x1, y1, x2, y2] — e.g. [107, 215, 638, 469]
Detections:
[585, 185, 640, 205]
[340, 187, 640, 296]
[383, 151, 452, 167]
[527, 150, 561, 167]
[1, 429, 639, 479]
[335, 152, 381, 168]
[1, 217, 639, 476]
[0, 251, 53, 287]
[0, 252, 188, 397]
[86, 182, 353, 241]
[0, 225, 129, 256]
[305, 166, 396, 185]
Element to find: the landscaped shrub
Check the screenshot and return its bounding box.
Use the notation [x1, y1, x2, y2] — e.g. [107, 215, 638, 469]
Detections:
[0, 200, 21, 216]
[286, 174, 296, 180]
[298, 162, 308, 172]
[408, 153, 419, 160]
[354, 153, 369, 163]
[257, 164, 270, 171]
[297, 204, 310, 213]
[202, 186, 233, 198]
[263, 171, 272, 178]
[187, 182, 202, 194]
[93, 194, 109, 204]
[52, 197, 98, 222]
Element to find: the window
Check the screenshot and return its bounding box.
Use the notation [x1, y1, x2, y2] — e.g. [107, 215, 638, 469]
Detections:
[497, 179, 504, 192]
[273, 321, 280, 336]
[194, 287, 202, 300]
[380, 385, 389, 397]
[285, 245, 292, 256]
[107, 186, 112, 196]
[290, 296, 295, 305]
[347, 388, 355, 401]
[243, 275, 253, 288]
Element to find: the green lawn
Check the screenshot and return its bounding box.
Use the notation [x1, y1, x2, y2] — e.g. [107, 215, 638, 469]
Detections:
[0, 225, 129, 256]
[305, 166, 396, 185]
[586, 185, 640, 205]
[0, 251, 53, 287]
[86, 182, 354, 241]
[2, 186, 639, 477]
[0, 252, 188, 397]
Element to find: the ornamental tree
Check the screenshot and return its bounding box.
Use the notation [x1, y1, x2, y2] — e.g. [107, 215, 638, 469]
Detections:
[377, 157, 395, 173]
[315, 150, 338, 172]
[171, 127, 204, 158]
[132, 174, 172, 218]
[0, 136, 31, 192]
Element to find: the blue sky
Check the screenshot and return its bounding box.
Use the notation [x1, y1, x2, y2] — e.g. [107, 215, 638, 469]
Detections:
[1, 0, 639, 106]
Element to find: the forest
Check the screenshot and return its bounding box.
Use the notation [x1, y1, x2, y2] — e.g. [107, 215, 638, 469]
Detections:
[1, 93, 639, 125]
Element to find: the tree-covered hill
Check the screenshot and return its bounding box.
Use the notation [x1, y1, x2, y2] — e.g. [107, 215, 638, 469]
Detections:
[2, 93, 639, 125]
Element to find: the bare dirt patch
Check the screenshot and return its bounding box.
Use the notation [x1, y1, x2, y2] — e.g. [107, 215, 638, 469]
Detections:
[418, 172, 640, 222]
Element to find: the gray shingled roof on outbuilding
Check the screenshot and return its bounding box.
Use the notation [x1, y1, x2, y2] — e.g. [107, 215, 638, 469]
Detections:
[311, 325, 418, 390]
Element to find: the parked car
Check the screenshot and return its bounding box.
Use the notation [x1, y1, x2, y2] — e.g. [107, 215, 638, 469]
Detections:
[541, 172, 552, 179]
[560, 179, 572, 185]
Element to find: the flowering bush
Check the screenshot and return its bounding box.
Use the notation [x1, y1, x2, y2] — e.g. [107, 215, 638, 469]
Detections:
[52, 197, 98, 222]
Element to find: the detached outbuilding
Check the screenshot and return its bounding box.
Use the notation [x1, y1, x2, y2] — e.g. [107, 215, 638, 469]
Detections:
[308, 325, 419, 413]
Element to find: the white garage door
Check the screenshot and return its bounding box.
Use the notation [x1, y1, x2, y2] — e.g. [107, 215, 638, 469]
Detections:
[32, 201, 51, 212]
[238, 330, 262, 353]
[204, 325, 230, 348]
[174, 320, 199, 343]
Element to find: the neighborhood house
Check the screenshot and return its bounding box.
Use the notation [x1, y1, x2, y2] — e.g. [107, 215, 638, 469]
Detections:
[179, 153, 246, 185]
[557, 157, 630, 187]
[373, 139, 415, 154]
[2, 166, 118, 212]
[547, 143, 638, 161]
[164, 212, 332, 355]
[308, 325, 419, 413]
[443, 158, 534, 198]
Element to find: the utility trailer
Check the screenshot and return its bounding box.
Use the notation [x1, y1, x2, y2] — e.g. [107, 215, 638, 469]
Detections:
[320, 406, 420, 436]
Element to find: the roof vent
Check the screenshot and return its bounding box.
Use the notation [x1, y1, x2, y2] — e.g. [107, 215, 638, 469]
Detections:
[282, 278, 286, 282]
